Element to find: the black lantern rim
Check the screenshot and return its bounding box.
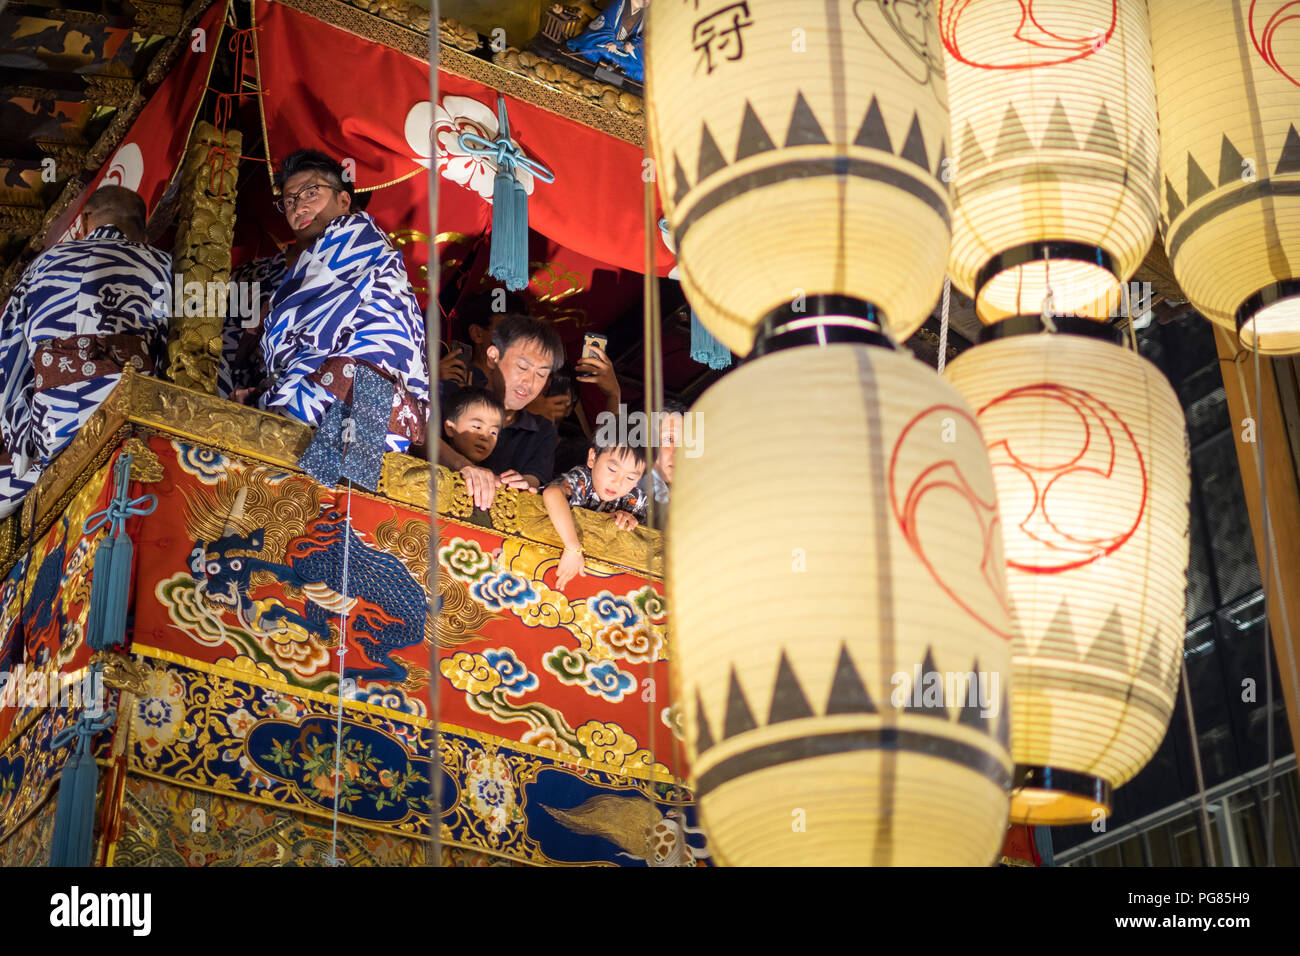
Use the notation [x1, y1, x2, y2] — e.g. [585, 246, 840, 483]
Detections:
[978, 314, 1126, 345]
[975, 241, 1120, 304]
[1013, 764, 1112, 813]
[752, 295, 892, 355]
[1235, 278, 1300, 337]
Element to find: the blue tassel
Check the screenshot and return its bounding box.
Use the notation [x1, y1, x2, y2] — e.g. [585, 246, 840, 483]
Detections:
[101, 530, 133, 651]
[49, 749, 99, 867]
[459, 95, 553, 293]
[690, 308, 733, 370]
[512, 175, 529, 289]
[82, 453, 156, 652]
[488, 169, 526, 290]
[84, 532, 116, 651]
[49, 671, 115, 868]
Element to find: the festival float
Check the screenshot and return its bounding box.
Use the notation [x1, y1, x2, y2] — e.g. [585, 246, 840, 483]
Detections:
[2, 0, 1295, 867]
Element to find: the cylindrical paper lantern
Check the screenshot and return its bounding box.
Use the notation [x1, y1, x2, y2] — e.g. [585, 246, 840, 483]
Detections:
[1149, 0, 1300, 353]
[669, 341, 1012, 865]
[646, 1, 952, 353]
[945, 325, 1189, 824]
[943, 0, 1159, 323]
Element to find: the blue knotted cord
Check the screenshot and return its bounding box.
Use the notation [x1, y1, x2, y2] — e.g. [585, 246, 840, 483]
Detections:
[49, 663, 116, 867]
[457, 95, 554, 291]
[82, 454, 157, 653]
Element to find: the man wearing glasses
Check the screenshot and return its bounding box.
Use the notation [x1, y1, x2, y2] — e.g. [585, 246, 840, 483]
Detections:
[225, 149, 428, 454]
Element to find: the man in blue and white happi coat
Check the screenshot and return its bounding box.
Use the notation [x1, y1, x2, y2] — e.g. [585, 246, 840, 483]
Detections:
[0, 186, 171, 519]
[257, 149, 428, 453]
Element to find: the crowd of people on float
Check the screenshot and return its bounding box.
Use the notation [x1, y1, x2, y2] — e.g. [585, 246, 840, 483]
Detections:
[0, 149, 683, 563]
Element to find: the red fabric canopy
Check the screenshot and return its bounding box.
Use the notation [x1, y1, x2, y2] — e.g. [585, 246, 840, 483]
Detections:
[252, 0, 674, 278]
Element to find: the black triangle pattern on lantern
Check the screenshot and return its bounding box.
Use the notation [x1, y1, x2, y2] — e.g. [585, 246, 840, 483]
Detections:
[1163, 125, 1300, 221]
[695, 687, 715, 754]
[1277, 124, 1300, 176]
[785, 91, 828, 147]
[899, 113, 930, 170]
[957, 658, 992, 732]
[722, 666, 758, 739]
[854, 95, 893, 153]
[694, 646, 1006, 756]
[1041, 96, 1078, 151]
[1219, 134, 1245, 187]
[736, 100, 777, 160]
[1165, 175, 1185, 222]
[672, 154, 691, 206]
[677, 91, 954, 200]
[994, 103, 1032, 160]
[1034, 598, 1081, 660]
[1083, 102, 1121, 159]
[696, 122, 729, 182]
[1186, 153, 1215, 206]
[959, 101, 1150, 169]
[1136, 626, 1178, 692]
[959, 121, 988, 173]
[1083, 607, 1128, 670]
[825, 643, 877, 715]
[768, 649, 815, 724]
[904, 646, 949, 720]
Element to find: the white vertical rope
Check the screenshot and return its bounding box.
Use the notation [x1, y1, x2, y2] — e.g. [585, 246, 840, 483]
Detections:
[1180, 654, 1218, 866]
[426, 0, 444, 870]
[1039, 247, 1058, 333]
[937, 276, 951, 374]
[327, 482, 353, 866]
[1121, 280, 1138, 353]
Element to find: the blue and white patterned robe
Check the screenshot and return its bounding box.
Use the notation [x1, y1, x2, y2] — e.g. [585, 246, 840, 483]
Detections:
[0, 225, 171, 519]
[259, 212, 428, 453]
[218, 251, 287, 398]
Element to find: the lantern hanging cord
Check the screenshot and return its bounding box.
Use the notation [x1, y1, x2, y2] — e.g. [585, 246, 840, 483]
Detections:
[937, 276, 951, 374]
[1179, 653, 1217, 866]
[1228, 345, 1291, 867]
[1039, 247, 1057, 333]
[1120, 280, 1138, 353]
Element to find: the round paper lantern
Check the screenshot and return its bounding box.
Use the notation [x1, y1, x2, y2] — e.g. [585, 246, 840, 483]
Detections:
[669, 340, 1012, 865]
[944, 323, 1189, 824]
[646, 0, 952, 353]
[1149, 0, 1300, 353]
[942, 0, 1159, 323]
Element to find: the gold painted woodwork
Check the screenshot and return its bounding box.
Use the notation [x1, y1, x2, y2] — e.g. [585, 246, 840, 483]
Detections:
[1214, 328, 1300, 768]
[2, 372, 663, 583]
[169, 120, 241, 395]
[274, 0, 645, 144]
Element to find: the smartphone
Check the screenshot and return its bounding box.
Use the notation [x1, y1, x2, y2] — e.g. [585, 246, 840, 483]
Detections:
[583, 333, 608, 358]
[454, 341, 473, 364]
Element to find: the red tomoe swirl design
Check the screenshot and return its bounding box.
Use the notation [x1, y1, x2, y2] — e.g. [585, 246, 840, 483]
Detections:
[978, 384, 1147, 574]
[1251, 0, 1300, 88]
[939, 0, 1117, 70]
[890, 405, 1010, 640]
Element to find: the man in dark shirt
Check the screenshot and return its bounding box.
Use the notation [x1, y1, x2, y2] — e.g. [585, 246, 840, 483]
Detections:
[438, 313, 564, 509]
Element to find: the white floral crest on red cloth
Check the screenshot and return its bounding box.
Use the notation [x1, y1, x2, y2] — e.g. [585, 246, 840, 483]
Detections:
[404, 96, 536, 203]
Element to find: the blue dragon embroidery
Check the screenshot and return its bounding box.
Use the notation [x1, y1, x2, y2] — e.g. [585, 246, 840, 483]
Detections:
[190, 506, 427, 681]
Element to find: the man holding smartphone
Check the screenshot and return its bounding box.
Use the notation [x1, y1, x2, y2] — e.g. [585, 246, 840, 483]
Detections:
[438, 313, 564, 509]
[574, 332, 623, 424]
